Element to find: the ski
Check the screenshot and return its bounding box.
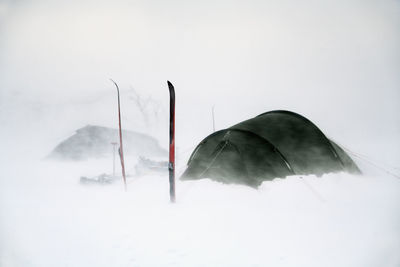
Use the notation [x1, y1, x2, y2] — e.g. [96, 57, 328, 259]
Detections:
[110, 79, 127, 191]
[168, 81, 176, 203]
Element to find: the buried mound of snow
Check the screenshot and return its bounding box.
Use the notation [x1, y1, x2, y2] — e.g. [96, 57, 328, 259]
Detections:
[47, 125, 167, 160]
[181, 110, 360, 187]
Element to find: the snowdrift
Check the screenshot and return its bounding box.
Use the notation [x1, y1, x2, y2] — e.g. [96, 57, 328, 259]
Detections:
[1, 158, 399, 267]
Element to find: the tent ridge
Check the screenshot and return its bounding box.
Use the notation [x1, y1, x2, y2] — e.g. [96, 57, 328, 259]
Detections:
[256, 110, 345, 170]
[226, 128, 295, 174]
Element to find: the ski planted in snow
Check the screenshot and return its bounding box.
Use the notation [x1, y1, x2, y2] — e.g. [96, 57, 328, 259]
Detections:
[168, 81, 176, 203]
[110, 79, 127, 191]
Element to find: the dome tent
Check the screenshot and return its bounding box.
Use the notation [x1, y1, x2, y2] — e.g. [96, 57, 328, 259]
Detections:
[181, 110, 360, 187]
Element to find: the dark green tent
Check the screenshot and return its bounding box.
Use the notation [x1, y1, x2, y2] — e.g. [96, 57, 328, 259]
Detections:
[181, 110, 360, 187]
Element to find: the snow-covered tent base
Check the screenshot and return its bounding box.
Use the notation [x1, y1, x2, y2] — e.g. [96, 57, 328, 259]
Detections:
[181, 110, 360, 187]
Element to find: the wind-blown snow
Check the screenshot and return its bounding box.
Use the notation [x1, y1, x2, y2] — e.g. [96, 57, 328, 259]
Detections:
[0, 0, 399, 266]
[1, 158, 399, 267]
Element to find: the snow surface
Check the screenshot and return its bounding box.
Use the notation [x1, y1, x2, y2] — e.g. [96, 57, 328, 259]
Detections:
[1, 157, 400, 267]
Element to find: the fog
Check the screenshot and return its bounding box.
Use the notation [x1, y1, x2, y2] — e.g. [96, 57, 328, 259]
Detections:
[0, 0, 399, 266]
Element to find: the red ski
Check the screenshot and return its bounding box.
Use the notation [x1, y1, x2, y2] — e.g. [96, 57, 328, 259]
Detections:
[168, 81, 176, 202]
[110, 79, 127, 191]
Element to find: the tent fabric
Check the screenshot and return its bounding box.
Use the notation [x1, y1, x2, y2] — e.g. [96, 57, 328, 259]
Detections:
[181, 110, 360, 187]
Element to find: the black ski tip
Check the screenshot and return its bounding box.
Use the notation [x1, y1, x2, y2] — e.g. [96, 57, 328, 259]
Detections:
[167, 80, 174, 89]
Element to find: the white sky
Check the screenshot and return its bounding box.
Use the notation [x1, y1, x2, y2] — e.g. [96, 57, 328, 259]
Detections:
[0, 0, 399, 163]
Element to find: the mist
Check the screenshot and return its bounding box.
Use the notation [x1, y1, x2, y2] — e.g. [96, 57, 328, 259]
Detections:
[1, 0, 399, 266]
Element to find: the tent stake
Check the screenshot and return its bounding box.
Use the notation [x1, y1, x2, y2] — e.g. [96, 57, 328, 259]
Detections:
[212, 105, 216, 132]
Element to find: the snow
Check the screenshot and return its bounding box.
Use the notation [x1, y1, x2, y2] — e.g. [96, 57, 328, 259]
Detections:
[1, 158, 399, 267]
[1, 1, 399, 266]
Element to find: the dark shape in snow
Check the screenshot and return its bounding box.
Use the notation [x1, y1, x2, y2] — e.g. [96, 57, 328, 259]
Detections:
[48, 125, 167, 160]
[181, 110, 361, 187]
[135, 156, 168, 176]
[80, 173, 117, 185]
[79, 157, 168, 185]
